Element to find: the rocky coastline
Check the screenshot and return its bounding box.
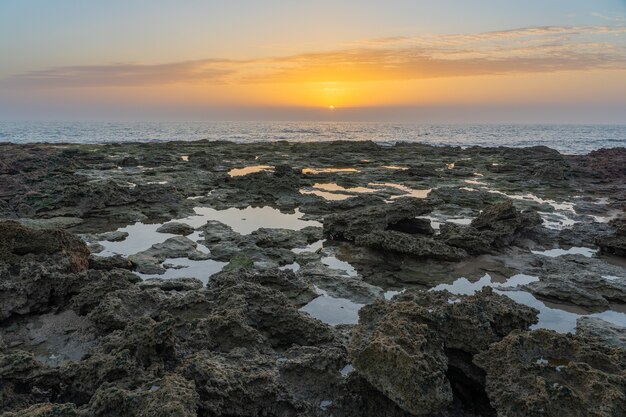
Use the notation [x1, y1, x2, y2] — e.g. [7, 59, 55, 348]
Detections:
[1, 140, 625, 416]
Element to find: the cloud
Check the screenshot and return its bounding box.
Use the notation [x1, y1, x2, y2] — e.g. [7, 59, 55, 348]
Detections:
[4, 24, 626, 89]
[592, 12, 626, 22]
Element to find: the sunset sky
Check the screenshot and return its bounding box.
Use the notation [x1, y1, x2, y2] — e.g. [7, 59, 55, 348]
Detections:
[1, 0, 626, 122]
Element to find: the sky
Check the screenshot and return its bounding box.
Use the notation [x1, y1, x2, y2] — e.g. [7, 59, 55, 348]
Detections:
[1, 0, 626, 123]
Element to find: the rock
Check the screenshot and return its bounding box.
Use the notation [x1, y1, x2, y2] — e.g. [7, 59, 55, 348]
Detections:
[137, 277, 204, 291]
[474, 329, 626, 417]
[15, 217, 84, 230]
[0, 220, 90, 273]
[96, 230, 129, 242]
[520, 255, 626, 309]
[324, 198, 434, 241]
[440, 200, 542, 254]
[576, 317, 626, 348]
[0, 403, 80, 417]
[88, 254, 133, 271]
[597, 218, 626, 257]
[0, 221, 91, 321]
[210, 269, 317, 306]
[355, 230, 467, 261]
[429, 186, 504, 210]
[349, 288, 537, 415]
[156, 222, 195, 236]
[128, 236, 210, 274]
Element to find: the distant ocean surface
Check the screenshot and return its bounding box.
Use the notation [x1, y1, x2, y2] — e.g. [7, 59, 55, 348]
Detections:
[1, 121, 625, 154]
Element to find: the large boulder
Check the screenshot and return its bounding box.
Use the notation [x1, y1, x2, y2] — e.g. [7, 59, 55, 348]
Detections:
[0, 221, 90, 321]
[441, 200, 542, 254]
[474, 329, 626, 417]
[349, 288, 538, 415]
[323, 198, 434, 241]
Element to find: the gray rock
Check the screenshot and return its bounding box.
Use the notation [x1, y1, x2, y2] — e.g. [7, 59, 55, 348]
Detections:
[156, 222, 195, 236]
[576, 317, 626, 348]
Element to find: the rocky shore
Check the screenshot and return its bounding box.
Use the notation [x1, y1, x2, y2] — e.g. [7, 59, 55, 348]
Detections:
[1, 141, 625, 416]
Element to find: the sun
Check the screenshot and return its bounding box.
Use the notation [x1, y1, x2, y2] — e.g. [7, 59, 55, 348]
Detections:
[329, 105, 335, 110]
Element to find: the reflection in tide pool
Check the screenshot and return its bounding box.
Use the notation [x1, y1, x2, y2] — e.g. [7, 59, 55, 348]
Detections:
[302, 168, 359, 174]
[300, 286, 364, 326]
[292, 239, 325, 254]
[431, 273, 539, 295]
[499, 290, 626, 333]
[228, 165, 274, 177]
[531, 247, 597, 258]
[321, 256, 358, 277]
[97, 206, 321, 256]
[279, 262, 301, 272]
[192, 206, 320, 234]
[431, 273, 626, 333]
[300, 182, 431, 201]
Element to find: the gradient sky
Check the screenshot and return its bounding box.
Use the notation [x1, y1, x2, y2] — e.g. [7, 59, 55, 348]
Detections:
[1, 0, 626, 122]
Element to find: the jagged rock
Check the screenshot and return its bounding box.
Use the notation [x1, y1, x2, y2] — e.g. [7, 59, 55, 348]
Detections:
[128, 236, 210, 274]
[355, 230, 467, 261]
[349, 288, 537, 415]
[156, 222, 195, 236]
[440, 200, 542, 254]
[0, 221, 91, 321]
[210, 269, 317, 306]
[323, 198, 434, 241]
[597, 218, 626, 257]
[475, 329, 626, 417]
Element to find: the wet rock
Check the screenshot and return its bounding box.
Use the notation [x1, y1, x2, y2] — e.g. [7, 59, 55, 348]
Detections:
[349, 288, 537, 415]
[576, 317, 626, 349]
[156, 221, 195, 236]
[474, 329, 626, 417]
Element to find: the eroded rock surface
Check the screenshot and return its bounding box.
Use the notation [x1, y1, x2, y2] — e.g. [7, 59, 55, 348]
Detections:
[474, 329, 626, 417]
[349, 288, 538, 415]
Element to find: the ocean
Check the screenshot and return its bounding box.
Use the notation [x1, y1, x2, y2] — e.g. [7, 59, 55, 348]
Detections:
[1, 121, 625, 154]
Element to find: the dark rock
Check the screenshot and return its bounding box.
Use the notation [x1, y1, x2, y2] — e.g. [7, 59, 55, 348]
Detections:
[156, 222, 195, 236]
[0, 221, 91, 321]
[349, 288, 537, 415]
[474, 329, 626, 417]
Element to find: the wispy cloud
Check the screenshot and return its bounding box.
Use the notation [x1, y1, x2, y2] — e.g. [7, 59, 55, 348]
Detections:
[5, 25, 626, 89]
[592, 12, 626, 22]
